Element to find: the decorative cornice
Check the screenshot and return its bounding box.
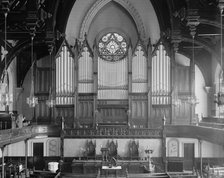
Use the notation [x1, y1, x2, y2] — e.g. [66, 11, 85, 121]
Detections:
[79, 0, 146, 40]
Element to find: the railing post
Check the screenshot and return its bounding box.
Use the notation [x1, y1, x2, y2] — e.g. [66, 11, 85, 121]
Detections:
[1, 146, 5, 178]
[25, 139, 28, 178]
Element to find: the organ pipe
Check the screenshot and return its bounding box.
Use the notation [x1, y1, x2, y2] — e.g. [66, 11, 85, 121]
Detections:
[56, 41, 75, 105]
[152, 44, 171, 105]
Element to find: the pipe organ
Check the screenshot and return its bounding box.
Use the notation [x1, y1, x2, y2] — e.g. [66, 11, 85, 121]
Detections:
[77, 39, 94, 126]
[78, 44, 93, 93]
[152, 44, 171, 105]
[54, 35, 172, 128]
[98, 58, 128, 99]
[132, 44, 148, 93]
[56, 41, 75, 105]
[130, 42, 148, 127]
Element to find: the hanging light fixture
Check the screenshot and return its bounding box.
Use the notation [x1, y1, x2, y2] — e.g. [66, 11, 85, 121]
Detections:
[0, 9, 13, 107]
[187, 31, 199, 105]
[46, 45, 56, 108]
[26, 33, 38, 107]
[186, 6, 200, 107]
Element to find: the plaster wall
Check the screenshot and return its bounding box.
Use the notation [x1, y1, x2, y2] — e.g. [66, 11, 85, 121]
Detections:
[0, 137, 60, 157]
[166, 137, 224, 158]
[65, 0, 160, 46]
[88, 1, 138, 48]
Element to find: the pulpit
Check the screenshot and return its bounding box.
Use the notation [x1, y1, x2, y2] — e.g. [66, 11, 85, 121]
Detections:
[101, 147, 109, 162]
[107, 140, 118, 159]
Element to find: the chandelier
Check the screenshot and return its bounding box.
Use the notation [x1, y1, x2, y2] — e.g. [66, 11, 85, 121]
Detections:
[0, 10, 13, 107]
[26, 33, 38, 108]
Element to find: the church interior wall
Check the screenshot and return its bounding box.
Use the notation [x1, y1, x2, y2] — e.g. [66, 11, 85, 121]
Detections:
[87, 2, 138, 48]
[166, 137, 224, 158]
[64, 138, 162, 158]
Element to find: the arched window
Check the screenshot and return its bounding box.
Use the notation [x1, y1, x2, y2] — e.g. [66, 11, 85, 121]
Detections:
[98, 32, 127, 61]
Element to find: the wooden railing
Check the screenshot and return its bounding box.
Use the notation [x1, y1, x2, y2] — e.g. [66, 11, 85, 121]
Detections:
[0, 125, 60, 147]
[64, 127, 163, 138]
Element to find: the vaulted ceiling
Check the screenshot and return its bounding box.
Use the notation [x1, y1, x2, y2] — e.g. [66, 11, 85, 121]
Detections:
[0, 0, 222, 86]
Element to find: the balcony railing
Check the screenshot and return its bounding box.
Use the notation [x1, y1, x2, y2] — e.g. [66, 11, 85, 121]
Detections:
[64, 127, 163, 138]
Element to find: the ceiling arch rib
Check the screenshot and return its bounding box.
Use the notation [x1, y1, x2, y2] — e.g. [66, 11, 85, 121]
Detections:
[79, 0, 146, 40]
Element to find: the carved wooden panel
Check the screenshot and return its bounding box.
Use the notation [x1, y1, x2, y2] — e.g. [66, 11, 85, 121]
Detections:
[98, 108, 127, 123]
[175, 65, 190, 93]
[35, 98, 50, 123]
[78, 101, 93, 118]
[131, 100, 147, 119]
[55, 106, 74, 128]
[151, 106, 170, 128]
[64, 128, 162, 138]
[173, 98, 191, 125]
[36, 67, 50, 94]
[130, 95, 148, 128]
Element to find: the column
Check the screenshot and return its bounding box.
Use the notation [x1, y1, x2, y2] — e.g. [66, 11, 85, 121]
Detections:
[128, 45, 132, 127]
[186, 8, 200, 124]
[162, 123, 167, 172]
[93, 43, 98, 128]
[147, 38, 152, 128]
[1, 146, 5, 178]
[73, 40, 79, 128]
[171, 37, 181, 124]
[25, 139, 28, 177]
[60, 117, 65, 172]
[199, 139, 203, 177]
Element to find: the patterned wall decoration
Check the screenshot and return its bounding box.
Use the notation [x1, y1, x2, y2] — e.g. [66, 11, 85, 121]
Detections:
[48, 139, 59, 156]
[36, 68, 50, 94]
[167, 138, 179, 157]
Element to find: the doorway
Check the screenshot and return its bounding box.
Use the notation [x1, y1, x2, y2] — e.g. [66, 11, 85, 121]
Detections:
[183, 143, 194, 171]
[33, 142, 44, 170]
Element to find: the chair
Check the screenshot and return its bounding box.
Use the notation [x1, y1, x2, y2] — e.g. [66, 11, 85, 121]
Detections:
[84, 140, 96, 160]
[129, 140, 139, 160]
[107, 140, 118, 159]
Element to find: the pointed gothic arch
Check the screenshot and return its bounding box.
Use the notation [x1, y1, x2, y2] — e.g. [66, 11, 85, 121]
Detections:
[79, 0, 146, 40]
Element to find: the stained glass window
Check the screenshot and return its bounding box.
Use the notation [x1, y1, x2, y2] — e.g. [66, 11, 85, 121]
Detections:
[98, 32, 127, 61]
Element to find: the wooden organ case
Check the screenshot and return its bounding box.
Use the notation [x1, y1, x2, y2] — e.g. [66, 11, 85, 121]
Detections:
[45, 33, 195, 129]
